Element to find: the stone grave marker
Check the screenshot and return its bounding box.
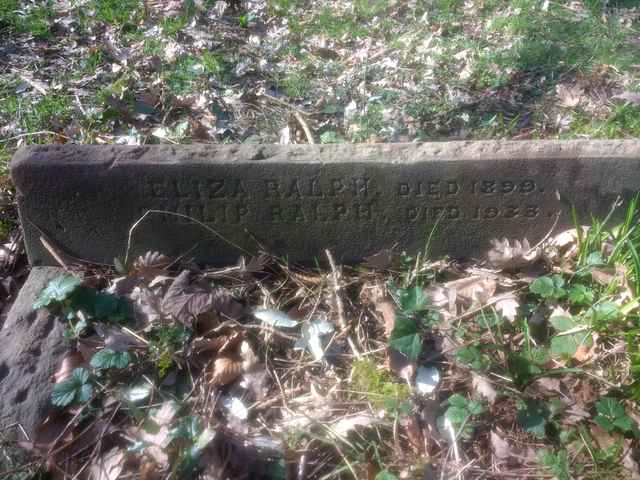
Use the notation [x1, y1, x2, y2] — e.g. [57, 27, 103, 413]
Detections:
[11, 140, 640, 266]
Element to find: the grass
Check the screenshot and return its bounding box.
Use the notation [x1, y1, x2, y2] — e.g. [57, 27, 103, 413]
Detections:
[0, 0, 637, 159]
[91, 0, 144, 28]
[0, 0, 54, 38]
[0, 93, 72, 136]
[565, 104, 640, 139]
[277, 69, 312, 99]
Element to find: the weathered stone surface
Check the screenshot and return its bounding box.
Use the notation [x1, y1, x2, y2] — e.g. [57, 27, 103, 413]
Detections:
[0, 267, 67, 438]
[11, 141, 640, 265]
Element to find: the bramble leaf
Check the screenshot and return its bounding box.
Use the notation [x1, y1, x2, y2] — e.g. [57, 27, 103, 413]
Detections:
[456, 346, 490, 372]
[530, 275, 565, 299]
[51, 367, 92, 407]
[550, 316, 577, 332]
[568, 284, 594, 306]
[516, 399, 550, 439]
[594, 397, 638, 436]
[91, 348, 132, 370]
[34, 274, 83, 309]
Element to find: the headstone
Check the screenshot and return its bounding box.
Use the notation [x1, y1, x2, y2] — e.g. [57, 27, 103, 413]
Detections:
[11, 141, 640, 266]
[0, 267, 68, 438]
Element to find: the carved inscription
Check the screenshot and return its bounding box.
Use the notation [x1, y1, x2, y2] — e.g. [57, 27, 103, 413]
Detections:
[140, 176, 548, 226]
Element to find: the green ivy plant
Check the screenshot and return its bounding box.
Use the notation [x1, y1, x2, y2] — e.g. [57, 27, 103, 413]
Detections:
[387, 283, 429, 361]
[517, 399, 552, 439]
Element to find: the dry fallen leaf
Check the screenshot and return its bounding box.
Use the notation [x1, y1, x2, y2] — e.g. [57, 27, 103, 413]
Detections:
[551, 227, 589, 262]
[490, 430, 537, 463]
[623, 439, 640, 480]
[53, 351, 85, 384]
[132, 251, 170, 280]
[556, 83, 584, 108]
[573, 344, 592, 362]
[95, 323, 143, 352]
[386, 347, 415, 382]
[162, 270, 244, 327]
[136, 401, 179, 466]
[89, 447, 125, 480]
[487, 238, 540, 271]
[402, 413, 425, 453]
[445, 275, 497, 306]
[424, 284, 456, 318]
[490, 430, 511, 459]
[211, 356, 244, 386]
[331, 413, 382, 436]
[190, 330, 245, 356]
[495, 294, 519, 322]
[131, 286, 165, 329]
[534, 377, 563, 395]
[472, 373, 497, 404]
[590, 424, 618, 450]
[375, 300, 396, 338]
[612, 91, 640, 106]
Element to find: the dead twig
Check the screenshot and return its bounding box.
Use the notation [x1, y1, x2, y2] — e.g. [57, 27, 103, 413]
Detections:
[39, 236, 69, 271]
[325, 249, 361, 358]
[260, 92, 310, 116]
[294, 111, 315, 144]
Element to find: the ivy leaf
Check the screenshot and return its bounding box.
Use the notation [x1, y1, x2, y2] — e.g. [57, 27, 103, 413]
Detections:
[122, 382, 153, 403]
[33, 274, 83, 309]
[389, 333, 422, 362]
[551, 333, 593, 359]
[51, 367, 92, 407]
[389, 313, 418, 339]
[91, 348, 132, 370]
[517, 399, 550, 439]
[93, 292, 127, 319]
[442, 394, 485, 440]
[398, 286, 429, 314]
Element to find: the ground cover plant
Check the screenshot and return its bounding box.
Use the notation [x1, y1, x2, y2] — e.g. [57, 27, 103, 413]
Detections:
[2, 1, 640, 478]
[0, 0, 639, 296]
[0, 197, 639, 479]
